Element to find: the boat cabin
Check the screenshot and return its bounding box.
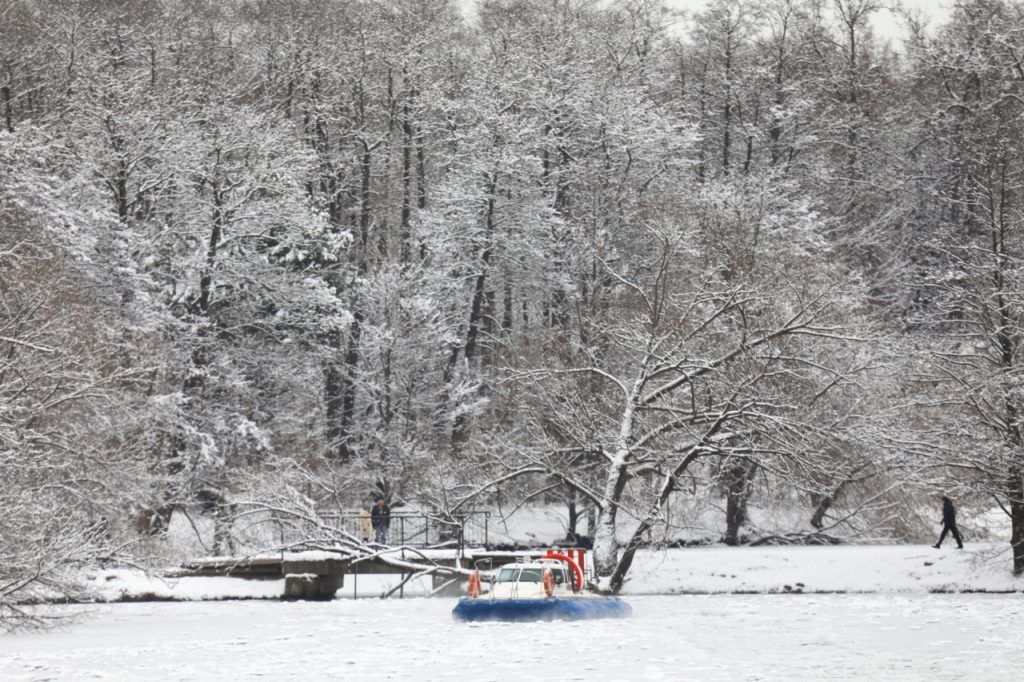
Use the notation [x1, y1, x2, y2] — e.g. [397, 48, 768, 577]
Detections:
[489, 559, 573, 599]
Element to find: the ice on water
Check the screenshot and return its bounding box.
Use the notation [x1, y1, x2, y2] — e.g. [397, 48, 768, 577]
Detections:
[2, 595, 1023, 681]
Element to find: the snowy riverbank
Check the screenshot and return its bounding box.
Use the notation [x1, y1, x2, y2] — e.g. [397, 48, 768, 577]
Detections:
[618, 543, 1022, 595]
[83, 543, 1023, 602]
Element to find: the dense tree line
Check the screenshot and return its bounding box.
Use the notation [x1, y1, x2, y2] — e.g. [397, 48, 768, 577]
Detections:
[3, 0, 1024, 614]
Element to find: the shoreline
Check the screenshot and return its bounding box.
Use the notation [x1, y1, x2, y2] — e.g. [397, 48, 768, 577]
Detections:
[43, 542, 1022, 604]
[30, 586, 1024, 607]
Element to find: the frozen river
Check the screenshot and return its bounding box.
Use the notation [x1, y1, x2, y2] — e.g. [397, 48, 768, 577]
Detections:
[2, 594, 1023, 681]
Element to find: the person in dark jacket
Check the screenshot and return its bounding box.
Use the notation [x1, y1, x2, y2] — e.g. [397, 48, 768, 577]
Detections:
[371, 497, 391, 544]
[933, 496, 964, 549]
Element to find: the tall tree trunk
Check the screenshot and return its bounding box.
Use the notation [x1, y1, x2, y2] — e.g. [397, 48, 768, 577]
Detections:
[502, 274, 513, 332]
[416, 128, 427, 259]
[809, 492, 832, 530]
[323, 353, 347, 460]
[450, 173, 497, 445]
[1011, 494, 1024, 576]
[1009, 452, 1024, 574]
[337, 311, 362, 460]
[566, 493, 579, 540]
[721, 33, 732, 175]
[608, 448, 705, 592]
[724, 460, 756, 545]
[592, 458, 630, 579]
[327, 141, 374, 460]
[161, 184, 226, 529]
[400, 103, 413, 265]
[114, 161, 128, 223]
[463, 174, 496, 363]
[585, 505, 597, 539]
[2, 84, 12, 133]
[696, 61, 708, 183]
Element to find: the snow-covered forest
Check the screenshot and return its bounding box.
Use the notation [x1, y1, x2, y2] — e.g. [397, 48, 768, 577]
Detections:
[3, 0, 1024, 620]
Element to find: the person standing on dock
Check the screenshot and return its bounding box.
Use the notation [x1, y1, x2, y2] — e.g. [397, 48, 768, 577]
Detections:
[371, 497, 391, 544]
[358, 506, 372, 543]
[933, 495, 964, 549]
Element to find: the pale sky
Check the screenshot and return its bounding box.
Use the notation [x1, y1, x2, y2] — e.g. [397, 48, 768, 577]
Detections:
[663, 0, 955, 44]
[464, 0, 958, 43]
[457, 1, 957, 47]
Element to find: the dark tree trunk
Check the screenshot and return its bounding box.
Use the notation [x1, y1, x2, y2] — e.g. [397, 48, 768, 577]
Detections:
[809, 492, 833, 530]
[502, 275, 513, 331]
[380, 346, 392, 426]
[196, 186, 225, 315]
[451, 174, 497, 445]
[463, 174, 496, 363]
[323, 353, 348, 460]
[608, 523, 645, 593]
[212, 504, 236, 555]
[2, 84, 12, 133]
[601, 445, 706, 592]
[696, 62, 708, 183]
[400, 104, 413, 265]
[358, 143, 373, 257]
[721, 37, 732, 175]
[566, 491, 579, 540]
[1012, 507, 1024, 576]
[416, 129, 427, 259]
[169, 186, 227, 514]
[724, 460, 757, 546]
[809, 476, 856, 530]
[336, 311, 362, 461]
[327, 141, 374, 460]
[1010, 466, 1024, 575]
[114, 163, 128, 223]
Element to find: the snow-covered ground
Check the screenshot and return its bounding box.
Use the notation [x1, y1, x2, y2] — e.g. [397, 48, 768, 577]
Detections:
[619, 542, 1023, 594]
[3, 594, 1024, 681]
[83, 542, 1023, 602]
[8, 543, 1023, 680]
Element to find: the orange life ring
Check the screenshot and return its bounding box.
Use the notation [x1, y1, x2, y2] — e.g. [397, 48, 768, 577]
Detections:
[542, 551, 584, 592]
[542, 568, 555, 597]
[468, 571, 482, 598]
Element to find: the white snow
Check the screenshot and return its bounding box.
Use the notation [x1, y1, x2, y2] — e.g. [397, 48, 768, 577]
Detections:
[85, 569, 285, 602]
[618, 542, 1024, 595]
[6, 543, 1024, 680]
[84, 543, 1022, 603]
[86, 567, 434, 602]
[486, 504, 580, 546]
[3, 594, 1024, 681]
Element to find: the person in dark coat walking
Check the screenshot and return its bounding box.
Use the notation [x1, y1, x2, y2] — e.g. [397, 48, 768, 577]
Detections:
[933, 496, 964, 549]
[371, 497, 391, 544]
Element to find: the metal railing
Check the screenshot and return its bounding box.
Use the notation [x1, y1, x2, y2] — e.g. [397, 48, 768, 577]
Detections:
[319, 510, 490, 550]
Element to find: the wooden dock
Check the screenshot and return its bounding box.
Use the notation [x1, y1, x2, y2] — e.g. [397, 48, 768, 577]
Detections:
[172, 549, 546, 600]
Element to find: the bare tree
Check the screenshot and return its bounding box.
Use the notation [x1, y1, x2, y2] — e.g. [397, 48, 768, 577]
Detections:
[902, 0, 1024, 574]
[1, 130, 154, 630]
[491, 198, 869, 591]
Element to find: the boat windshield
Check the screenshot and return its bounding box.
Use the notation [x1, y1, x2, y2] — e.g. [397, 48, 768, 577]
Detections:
[494, 566, 554, 583]
[517, 568, 543, 583]
[496, 568, 519, 583]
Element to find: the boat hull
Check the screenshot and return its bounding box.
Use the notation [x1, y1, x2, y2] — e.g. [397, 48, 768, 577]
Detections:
[451, 596, 632, 622]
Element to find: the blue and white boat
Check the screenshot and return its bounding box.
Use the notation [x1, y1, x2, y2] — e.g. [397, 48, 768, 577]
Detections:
[451, 550, 632, 622]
